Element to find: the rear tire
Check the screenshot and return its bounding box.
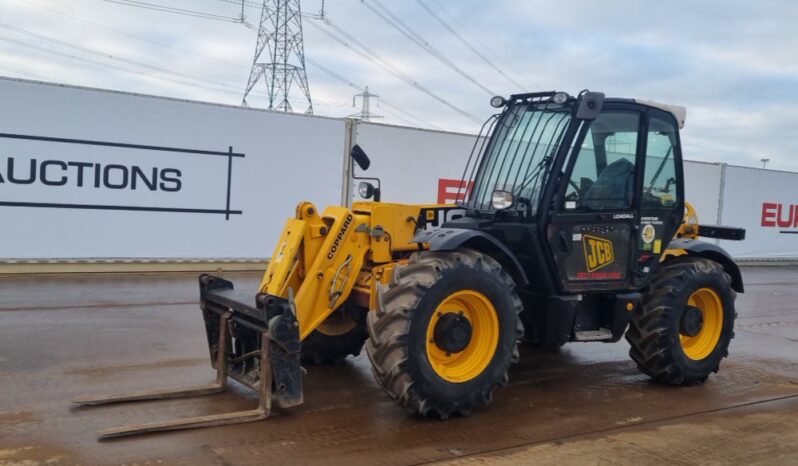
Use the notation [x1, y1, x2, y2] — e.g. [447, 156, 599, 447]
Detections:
[626, 257, 736, 385]
[301, 304, 368, 365]
[366, 249, 522, 419]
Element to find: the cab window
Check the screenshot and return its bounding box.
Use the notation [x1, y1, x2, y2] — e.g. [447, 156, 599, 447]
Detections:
[642, 115, 679, 209]
[563, 112, 641, 211]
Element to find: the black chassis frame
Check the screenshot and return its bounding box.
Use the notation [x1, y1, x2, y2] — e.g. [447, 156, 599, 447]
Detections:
[413, 92, 744, 346]
[199, 274, 303, 407]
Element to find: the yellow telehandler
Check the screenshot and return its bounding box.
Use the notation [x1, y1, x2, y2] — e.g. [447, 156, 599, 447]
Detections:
[75, 90, 745, 438]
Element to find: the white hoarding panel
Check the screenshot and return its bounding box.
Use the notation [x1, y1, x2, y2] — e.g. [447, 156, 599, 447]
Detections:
[683, 161, 722, 223]
[354, 123, 478, 204]
[718, 166, 798, 259]
[0, 78, 344, 259]
[4, 78, 797, 261]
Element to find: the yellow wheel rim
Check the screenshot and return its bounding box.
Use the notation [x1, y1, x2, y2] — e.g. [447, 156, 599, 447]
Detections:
[425, 290, 499, 383]
[680, 288, 724, 360]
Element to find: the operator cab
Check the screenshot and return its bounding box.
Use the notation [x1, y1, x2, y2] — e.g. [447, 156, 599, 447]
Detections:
[440, 91, 687, 295]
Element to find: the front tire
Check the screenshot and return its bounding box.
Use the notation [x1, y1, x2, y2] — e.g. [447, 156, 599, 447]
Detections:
[626, 257, 736, 385]
[301, 304, 368, 365]
[366, 249, 522, 419]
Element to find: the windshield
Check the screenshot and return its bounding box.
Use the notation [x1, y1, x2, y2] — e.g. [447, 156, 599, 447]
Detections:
[462, 102, 573, 212]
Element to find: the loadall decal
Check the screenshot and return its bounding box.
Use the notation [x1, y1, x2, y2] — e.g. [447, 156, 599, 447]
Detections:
[583, 235, 614, 272]
[327, 214, 353, 259]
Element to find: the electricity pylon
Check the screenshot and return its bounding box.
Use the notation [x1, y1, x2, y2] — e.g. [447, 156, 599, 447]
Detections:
[242, 0, 313, 114]
[349, 86, 382, 121]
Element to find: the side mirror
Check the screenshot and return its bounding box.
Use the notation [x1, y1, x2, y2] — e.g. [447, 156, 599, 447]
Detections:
[351, 144, 371, 171]
[491, 190, 514, 210]
[351, 144, 381, 202]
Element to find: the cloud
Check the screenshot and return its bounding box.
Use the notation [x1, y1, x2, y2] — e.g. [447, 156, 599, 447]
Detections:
[0, 0, 795, 170]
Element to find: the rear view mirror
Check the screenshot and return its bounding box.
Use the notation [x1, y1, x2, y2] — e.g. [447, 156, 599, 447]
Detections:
[351, 144, 371, 171]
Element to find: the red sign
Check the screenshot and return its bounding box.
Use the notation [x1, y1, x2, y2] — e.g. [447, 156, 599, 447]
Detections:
[437, 178, 472, 204]
[761, 202, 798, 228]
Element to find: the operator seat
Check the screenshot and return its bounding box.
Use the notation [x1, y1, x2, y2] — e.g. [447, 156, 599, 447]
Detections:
[582, 158, 635, 210]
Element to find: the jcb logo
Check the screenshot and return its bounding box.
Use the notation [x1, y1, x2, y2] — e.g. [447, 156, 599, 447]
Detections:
[583, 235, 614, 272]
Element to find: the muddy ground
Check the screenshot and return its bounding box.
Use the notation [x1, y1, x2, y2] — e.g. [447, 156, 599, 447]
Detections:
[0, 267, 796, 465]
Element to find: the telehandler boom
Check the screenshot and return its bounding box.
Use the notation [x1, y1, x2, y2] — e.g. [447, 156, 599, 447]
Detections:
[75, 90, 745, 438]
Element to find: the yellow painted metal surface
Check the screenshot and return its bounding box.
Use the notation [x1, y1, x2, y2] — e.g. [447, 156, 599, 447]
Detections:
[293, 206, 371, 339]
[259, 218, 305, 296]
[257, 201, 465, 340]
[675, 201, 699, 240]
[661, 201, 698, 262]
[261, 203, 372, 340]
[353, 202, 422, 263]
[257, 202, 371, 340]
[680, 287, 724, 360]
[368, 262, 401, 311]
[425, 290, 499, 383]
[660, 248, 688, 262]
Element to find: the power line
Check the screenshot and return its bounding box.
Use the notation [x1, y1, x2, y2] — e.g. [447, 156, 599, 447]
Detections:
[0, 34, 250, 98]
[304, 57, 439, 129]
[11, 1, 357, 109]
[221, 0, 477, 124]
[359, 0, 496, 97]
[9, 0, 450, 126]
[0, 22, 247, 92]
[214, 0, 322, 20]
[414, 0, 530, 91]
[0, 24, 312, 104]
[1, 42, 351, 114]
[20, 0, 248, 70]
[0, 63, 57, 82]
[316, 19, 478, 122]
[101, 0, 242, 22]
[219, 0, 469, 126]
[425, 0, 536, 89]
[0, 35, 349, 109]
[307, 17, 481, 124]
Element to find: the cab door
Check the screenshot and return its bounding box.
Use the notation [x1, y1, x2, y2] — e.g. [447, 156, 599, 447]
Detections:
[634, 108, 685, 287]
[546, 106, 644, 293]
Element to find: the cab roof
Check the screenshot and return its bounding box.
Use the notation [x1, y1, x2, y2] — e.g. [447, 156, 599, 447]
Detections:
[605, 97, 687, 129]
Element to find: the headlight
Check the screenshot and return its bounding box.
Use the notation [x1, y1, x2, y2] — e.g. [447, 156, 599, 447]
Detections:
[491, 190, 514, 210]
[552, 92, 570, 104]
[358, 181, 375, 199]
[490, 96, 506, 108]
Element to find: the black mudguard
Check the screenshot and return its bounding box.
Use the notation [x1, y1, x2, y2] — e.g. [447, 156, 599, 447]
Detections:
[667, 239, 744, 293]
[412, 228, 529, 286]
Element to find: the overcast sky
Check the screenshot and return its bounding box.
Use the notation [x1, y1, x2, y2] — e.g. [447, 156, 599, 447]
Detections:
[1, 0, 795, 170]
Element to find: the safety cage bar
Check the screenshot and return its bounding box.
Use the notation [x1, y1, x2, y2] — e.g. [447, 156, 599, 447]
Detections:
[455, 91, 575, 213]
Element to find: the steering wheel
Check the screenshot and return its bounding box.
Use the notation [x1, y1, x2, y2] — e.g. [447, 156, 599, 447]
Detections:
[568, 180, 583, 197]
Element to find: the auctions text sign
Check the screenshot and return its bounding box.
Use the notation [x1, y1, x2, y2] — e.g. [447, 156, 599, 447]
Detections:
[0, 133, 243, 219]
